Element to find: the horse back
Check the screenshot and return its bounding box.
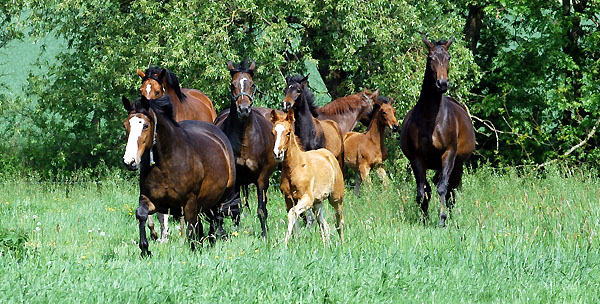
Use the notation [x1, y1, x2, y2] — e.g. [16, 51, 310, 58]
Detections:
[174, 88, 217, 122]
[318, 119, 344, 167]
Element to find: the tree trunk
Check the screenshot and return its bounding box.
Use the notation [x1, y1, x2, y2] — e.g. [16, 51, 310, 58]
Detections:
[464, 3, 485, 55]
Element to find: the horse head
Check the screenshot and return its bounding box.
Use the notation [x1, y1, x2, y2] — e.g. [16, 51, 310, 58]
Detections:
[422, 34, 454, 93]
[360, 88, 379, 120]
[282, 74, 309, 112]
[137, 68, 166, 100]
[376, 97, 400, 132]
[270, 109, 295, 162]
[122, 95, 156, 170]
[228, 60, 256, 119]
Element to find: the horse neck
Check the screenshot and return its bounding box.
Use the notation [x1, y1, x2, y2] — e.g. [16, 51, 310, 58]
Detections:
[293, 95, 317, 143]
[223, 101, 245, 154]
[152, 111, 183, 164]
[416, 64, 443, 118]
[365, 113, 386, 148]
[282, 130, 304, 173]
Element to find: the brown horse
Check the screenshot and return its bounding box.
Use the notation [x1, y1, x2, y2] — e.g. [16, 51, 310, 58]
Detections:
[317, 88, 379, 134]
[137, 67, 218, 241]
[282, 74, 344, 168]
[270, 109, 345, 245]
[343, 99, 400, 195]
[214, 59, 277, 239]
[122, 95, 237, 256]
[400, 35, 476, 227]
[137, 67, 217, 122]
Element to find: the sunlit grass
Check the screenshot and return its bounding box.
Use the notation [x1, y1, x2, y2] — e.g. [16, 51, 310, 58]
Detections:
[0, 165, 599, 302]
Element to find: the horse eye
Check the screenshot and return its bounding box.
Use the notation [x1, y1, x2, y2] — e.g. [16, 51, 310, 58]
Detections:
[155, 92, 159, 96]
[143, 124, 149, 130]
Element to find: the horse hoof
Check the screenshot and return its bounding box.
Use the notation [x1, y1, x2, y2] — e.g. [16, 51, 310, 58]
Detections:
[150, 232, 158, 241]
[140, 250, 152, 258]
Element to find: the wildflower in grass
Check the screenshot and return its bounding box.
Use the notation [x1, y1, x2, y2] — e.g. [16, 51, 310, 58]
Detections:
[24, 215, 28, 219]
[254, 249, 259, 253]
[215, 255, 219, 259]
[243, 230, 249, 235]
[88, 230, 93, 233]
[35, 227, 40, 232]
[32, 215, 38, 219]
[182, 261, 187, 264]
[81, 255, 86, 260]
[232, 231, 239, 237]
[100, 231, 105, 236]
[37, 222, 41, 226]
[240, 251, 245, 255]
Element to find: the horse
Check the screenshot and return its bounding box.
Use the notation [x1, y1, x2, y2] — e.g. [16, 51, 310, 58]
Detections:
[122, 94, 237, 256]
[282, 74, 344, 168]
[317, 88, 379, 134]
[214, 59, 277, 239]
[270, 109, 345, 245]
[136, 67, 218, 241]
[399, 35, 476, 227]
[343, 98, 400, 195]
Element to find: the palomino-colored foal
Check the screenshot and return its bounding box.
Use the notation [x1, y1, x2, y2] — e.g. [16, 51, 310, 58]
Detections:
[270, 110, 345, 245]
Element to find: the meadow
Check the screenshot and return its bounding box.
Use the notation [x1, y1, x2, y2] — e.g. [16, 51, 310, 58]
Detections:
[0, 165, 599, 303]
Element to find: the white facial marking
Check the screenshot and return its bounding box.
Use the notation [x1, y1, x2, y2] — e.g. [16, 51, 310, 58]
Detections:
[146, 83, 151, 96]
[123, 116, 145, 166]
[273, 124, 286, 156]
[240, 77, 247, 92]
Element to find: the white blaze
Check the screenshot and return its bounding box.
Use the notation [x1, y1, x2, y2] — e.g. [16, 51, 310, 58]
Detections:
[146, 83, 151, 96]
[240, 77, 247, 92]
[123, 116, 145, 166]
[273, 124, 286, 157]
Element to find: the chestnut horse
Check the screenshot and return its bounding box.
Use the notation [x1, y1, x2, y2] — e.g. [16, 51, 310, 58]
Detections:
[214, 60, 277, 239]
[282, 75, 344, 168]
[400, 35, 475, 227]
[270, 109, 345, 245]
[137, 67, 217, 241]
[343, 99, 400, 195]
[317, 88, 379, 134]
[122, 95, 237, 256]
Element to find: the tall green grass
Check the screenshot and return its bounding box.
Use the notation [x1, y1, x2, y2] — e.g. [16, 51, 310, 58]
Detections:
[0, 166, 599, 303]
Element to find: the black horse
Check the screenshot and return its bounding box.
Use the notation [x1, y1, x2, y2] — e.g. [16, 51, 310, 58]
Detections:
[215, 59, 277, 239]
[400, 35, 476, 227]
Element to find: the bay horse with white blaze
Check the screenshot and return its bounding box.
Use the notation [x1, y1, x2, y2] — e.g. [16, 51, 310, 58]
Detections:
[122, 95, 237, 256]
[400, 35, 475, 227]
[214, 60, 277, 239]
[343, 98, 400, 195]
[282, 75, 344, 168]
[137, 67, 218, 241]
[270, 109, 345, 245]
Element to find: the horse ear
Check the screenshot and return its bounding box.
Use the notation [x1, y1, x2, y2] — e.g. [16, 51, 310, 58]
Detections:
[140, 95, 150, 109]
[136, 69, 145, 79]
[122, 96, 133, 112]
[157, 69, 166, 81]
[389, 97, 394, 105]
[227, 61, 235, 71]
[444, 36, 454, 50]
[371, 88, 380, 99]
[249, 60, 256, 71]
[286, 109, 295, 122]
[270, 109, 278, 124]
[285, 75, 291, 84]
[421, 34, 434, 49]
[300, 74, 310, 86]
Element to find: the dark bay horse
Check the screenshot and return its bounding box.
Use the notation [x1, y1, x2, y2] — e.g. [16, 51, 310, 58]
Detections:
[122, 95, 237, 256]
[214, 60, 277, 239]
[400, 35, 475, 227]
[344, 99, 400, 195]
[137, 67, 217, 122]
[137, 67, 218, 240]
[282, 75, 344, 168]
[317, 88, 379, 134]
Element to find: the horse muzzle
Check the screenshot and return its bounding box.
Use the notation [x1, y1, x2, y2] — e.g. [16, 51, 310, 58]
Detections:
[273, 151, 284, 162]
[237, 105, 252, 118]
[282, 102, 291, 112]
[391, 124, 400, 132]
[436, 79, 448, 93]
[123, 158, 139, 171]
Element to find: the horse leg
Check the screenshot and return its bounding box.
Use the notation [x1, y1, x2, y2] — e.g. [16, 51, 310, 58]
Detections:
[256, 182, 268, 240]
[136, 195, 154, 257]
[328, 195, 345, 244]
[157, 212, 168, 243]
[375, 167, 390, 185]
[354, 164, 371, 196]
[179, 207, 185, 237]
[314, 202, 331, 246]
[184, 203, 202, 251]
[437, 150, 457, 228]
[207, 208, 225, 244]
[446, 163, 464, 217]
[410, 160, 430, 223]
[285, 194, 313, 244]
[147, 214, 158, 241]
[241, 184, 250, 211]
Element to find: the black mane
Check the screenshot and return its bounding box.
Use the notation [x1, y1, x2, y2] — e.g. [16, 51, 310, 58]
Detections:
[135, 95, 178, 126]
[230, 59, 255, 76]
[287, 75, 319, 117]
[144, 66, 187, 102]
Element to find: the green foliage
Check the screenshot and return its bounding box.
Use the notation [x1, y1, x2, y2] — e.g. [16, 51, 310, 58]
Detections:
[1, 0, 476, 175]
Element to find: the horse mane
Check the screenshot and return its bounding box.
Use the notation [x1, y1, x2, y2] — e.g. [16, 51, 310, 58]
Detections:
[144, 66, 187, 102]
[319, 93, 365, 116]
[287, 75, 319, 117]
[134, 95, 179, 126]
[230, 59, 255, 76]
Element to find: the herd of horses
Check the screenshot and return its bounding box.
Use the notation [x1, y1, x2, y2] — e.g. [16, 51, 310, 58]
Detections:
[121, 35, 476, 256]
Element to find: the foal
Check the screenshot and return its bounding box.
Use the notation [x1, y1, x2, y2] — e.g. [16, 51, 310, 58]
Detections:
[343, 99, 400, 195]
[270, 110, 345, 245]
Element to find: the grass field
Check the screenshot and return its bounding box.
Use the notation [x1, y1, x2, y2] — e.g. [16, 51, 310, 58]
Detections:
[0, 166, 599, 303]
